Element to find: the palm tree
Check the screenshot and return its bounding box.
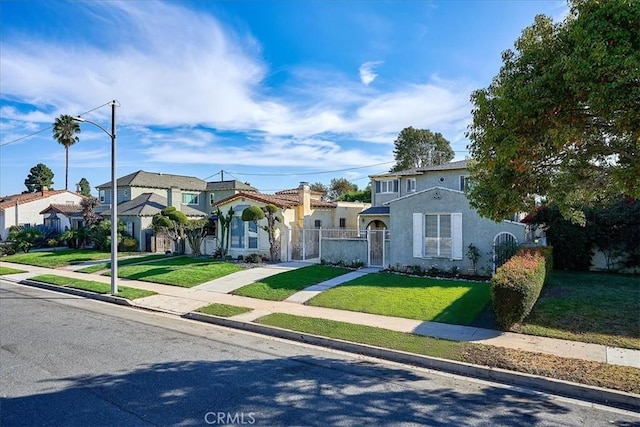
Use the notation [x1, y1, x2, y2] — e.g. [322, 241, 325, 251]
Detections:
[52, 114, 81, 190]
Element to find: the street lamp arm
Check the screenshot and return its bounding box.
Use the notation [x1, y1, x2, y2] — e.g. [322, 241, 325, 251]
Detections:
[72, 116, 113, 138]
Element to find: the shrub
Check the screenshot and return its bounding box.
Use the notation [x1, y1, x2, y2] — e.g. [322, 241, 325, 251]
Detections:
[121, 237, 138, 252]
[244, 253, 263, 263]
[491, 250, 548, 330]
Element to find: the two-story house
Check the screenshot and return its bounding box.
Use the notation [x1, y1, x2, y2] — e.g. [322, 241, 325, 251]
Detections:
[359, 160, 528, 273]
[96, 170, 258, 251]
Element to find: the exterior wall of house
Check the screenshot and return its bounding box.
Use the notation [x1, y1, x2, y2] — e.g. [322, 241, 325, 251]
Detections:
[387, 188, 527, 273]
[334, 202, 369, 229]
[0, 192, 84, 240]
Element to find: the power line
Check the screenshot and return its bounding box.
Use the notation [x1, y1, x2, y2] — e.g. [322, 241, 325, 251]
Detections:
[226, 161, 395, 177]
[0, 100, 115, 148]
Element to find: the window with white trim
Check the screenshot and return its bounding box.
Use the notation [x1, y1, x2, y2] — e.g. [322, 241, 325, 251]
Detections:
[407, 178, 416, 193]
[375, 179, 399, 194]
[209, 193, 215, 206]
[459, 176, 471, 191]
[99, 189, 106, 203]
[413, 212, 463, 259]
[182, 193, 199, 205]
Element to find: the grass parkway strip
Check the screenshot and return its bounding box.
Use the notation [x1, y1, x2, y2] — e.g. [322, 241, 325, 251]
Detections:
[76, 254, 170, 274]
[2, 249, 139, 268]
[31, 274, 157, 300]
[255, 313, 640, 394]
[0, 266, 26, 275]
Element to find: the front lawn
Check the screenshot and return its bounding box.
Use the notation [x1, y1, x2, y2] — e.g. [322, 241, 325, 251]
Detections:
[0, 266, 26, 275]
[306, 272, 490, 325]
[232, 265, 351, 301]
[256, 313, 640, 394]
[514, 271, 640, 349]
[76, 254, 169, 274]
[113, 257, 244, 287]
[31, 274, 157, 300]
[2, 249, 137, 268]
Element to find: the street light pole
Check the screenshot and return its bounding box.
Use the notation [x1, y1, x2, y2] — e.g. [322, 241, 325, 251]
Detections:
[73, 100, 118, 295]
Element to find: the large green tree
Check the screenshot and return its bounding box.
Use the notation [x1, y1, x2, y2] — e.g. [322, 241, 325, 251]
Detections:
[391, 127, 454, 172]
[466, 0, 640, 223]
[77, 177, 91, 197]
[152, 206, 188, 253]
[328, 178, 357, 201]
[24, 163, 54, 193]
[52, 114, 81, 190]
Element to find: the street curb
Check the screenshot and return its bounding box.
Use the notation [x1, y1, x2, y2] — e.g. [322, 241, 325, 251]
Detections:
[19, 279, 134, 307]
[184, 311, 640, 413]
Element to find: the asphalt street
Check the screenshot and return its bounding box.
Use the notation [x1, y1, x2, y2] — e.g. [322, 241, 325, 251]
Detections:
[1, 280, 638, 426]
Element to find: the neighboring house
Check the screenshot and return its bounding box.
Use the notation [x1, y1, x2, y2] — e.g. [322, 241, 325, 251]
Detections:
[358, 160, 529, 273]
[212, 182, 370, 261]
[39, 203, 85, 234]
[96, 170, 258, 251]
[0, 189, 85, 240]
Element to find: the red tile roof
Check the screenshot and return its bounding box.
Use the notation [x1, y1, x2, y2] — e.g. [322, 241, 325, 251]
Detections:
[0, 190, 79, 212]
[212, 192, 336, 209]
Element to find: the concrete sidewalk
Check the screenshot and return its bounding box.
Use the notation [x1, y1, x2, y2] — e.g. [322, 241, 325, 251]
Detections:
[1, 259, 638, 369]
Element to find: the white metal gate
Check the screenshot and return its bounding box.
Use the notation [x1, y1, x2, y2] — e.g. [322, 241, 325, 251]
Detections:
[368, 229, 385, 267]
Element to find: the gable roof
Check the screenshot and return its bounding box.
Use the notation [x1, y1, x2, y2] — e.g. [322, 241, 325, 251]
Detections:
[39, 203, 83, 217]
[100, 193, 207, 217]
[0, 190, 81, 212]
[97, 170, 206, 191]
[384, 186, 465, 205]
[206, 180, 258, 192]
[212, 191, 336, 210]
[371, 159, 469, 179]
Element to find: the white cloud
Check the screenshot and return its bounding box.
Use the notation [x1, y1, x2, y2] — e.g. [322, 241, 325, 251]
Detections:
[359, 61, 383, 85]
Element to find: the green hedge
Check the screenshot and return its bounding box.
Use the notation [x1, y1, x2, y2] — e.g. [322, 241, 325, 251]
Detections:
[491, 247, 552, 330]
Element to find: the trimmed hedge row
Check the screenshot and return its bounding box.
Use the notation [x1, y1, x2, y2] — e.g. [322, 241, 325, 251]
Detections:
[491, 246, 553, 330]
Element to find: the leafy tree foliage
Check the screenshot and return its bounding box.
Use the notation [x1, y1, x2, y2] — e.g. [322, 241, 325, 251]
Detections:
[310, 182, 329, 201]
[81, 196, 101, 226]
[152, 206, 188, 253]
[467, 0, 640, 223]
[8, 226, 43, 253]
[337, 184, 372, 203]
[24, 163, 54, 193]
[525, 198, 640, 271]
[328, 178, 357, 201]
[184, 219, 208, 257]
[78, 177, 91, 197]
[52, 114, 81, 190]
[86, 220, 125, 251]
[391, 127, 454, 172]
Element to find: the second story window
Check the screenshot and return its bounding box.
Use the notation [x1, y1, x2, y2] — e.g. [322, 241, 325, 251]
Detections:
[99, 189, 106, 203]
[182, 193, 199, 205]
[375, 179, 399, 194]
[209, 193, 215, 206]
[459, 176, 471, 191]
[407, 178, 416, 193]
[339, 218, 346, 228]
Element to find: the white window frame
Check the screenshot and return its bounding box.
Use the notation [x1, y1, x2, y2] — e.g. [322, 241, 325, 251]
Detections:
[407, 178, 416, 193]
[413, 212, 463, 260]
[182, 193, 199, 205]
[376, 179, 399, 194]
[99, 189, 106, 203]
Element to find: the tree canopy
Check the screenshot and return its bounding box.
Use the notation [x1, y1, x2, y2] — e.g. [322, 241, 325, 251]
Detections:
[391, 127, 454, 172]
[466, 0, 640, 223]
[78, 177, 91, 197]
[53, 114, 81, 190]
[327, 178, 357, 200]
[24, 163, 54, 193]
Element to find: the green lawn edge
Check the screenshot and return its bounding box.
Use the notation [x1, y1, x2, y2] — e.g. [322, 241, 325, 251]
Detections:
[196, 303, 253, 317]
[0, 266, 26, 275]
[255, 313, 640, 394]
[76, 254, 170, 274]
[31, 274, 157, 300]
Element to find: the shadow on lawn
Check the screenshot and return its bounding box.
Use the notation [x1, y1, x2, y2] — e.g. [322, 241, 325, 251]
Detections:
[1, 357, 578, 426]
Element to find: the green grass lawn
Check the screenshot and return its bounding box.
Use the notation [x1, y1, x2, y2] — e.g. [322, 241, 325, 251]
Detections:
[232, 265, 351, 301]
[76, 254, 169, 273]
[2, 249, 138, 268]
[514, 270, 640, 349]
[31, 274, 157, 300]
[306, 272, 491, 325]
[0, 266, 26, 275]
[196, 303, 253, 317]
[256, 313, 640, 394]
[113, 257, 244, 287]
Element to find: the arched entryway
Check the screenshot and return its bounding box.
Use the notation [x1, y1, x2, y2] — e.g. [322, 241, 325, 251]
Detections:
[366, 220, 387, 267]
[493, 231, 519, 272]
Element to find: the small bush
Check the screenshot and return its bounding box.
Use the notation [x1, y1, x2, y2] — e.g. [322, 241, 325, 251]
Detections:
[244, 253, 263, 263]
[491, 249, 549, 330]
[121, 237, 138, 252]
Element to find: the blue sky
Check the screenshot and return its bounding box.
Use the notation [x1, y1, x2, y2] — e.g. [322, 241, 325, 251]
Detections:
[0, 0, 567, 197]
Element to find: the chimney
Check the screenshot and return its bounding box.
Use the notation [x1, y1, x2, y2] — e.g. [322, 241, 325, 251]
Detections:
[41, 186, 48, 196]
[297, 182, 311, 226]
